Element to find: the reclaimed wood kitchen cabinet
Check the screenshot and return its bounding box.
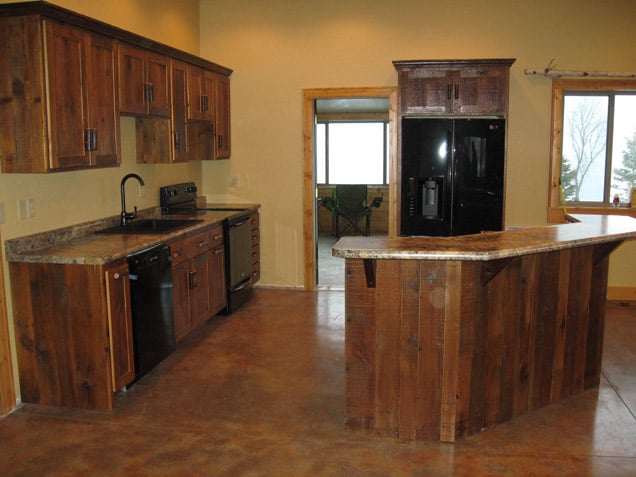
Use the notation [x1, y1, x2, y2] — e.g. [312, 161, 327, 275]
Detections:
[393, 59, 515, 117]
[0, 1, 232, 171]
[118, 43, 170, 117]
[0, 16, 120, 172]
[170, 223, 226, 342]
[9, 258, 134, 410]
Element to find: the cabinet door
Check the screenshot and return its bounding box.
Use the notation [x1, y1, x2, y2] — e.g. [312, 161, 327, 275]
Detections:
[86, 33, 119, 167]
[214, 73, 231, 158]
[118, 43, 147, 115]
[190, 252, 211, 328]
[146, 52, 170, 116]
[455, 67, 509, 115]
[171, 60, 189, 162]
[399, 69, 452, 115]
[187, 65, 205, 120]
[202, 71, 216, 122]
[208, 245, 227, 315]
[45, 20, 89, 169]
[105, 262, 135, 391]
[172, 260, 192, 342]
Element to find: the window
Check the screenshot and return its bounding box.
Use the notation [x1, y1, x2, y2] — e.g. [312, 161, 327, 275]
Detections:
[316, 121, 390, 185]
[550, 79, 636, 216]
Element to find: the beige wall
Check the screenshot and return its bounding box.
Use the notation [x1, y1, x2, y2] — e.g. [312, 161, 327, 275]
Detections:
[198, 0, 636, 288]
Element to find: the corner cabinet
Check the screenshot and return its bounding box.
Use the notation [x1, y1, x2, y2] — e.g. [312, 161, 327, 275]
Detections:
[0, 16, 120, 172]
[9, 259, 134, 410]
[187, 67, 232, 160]
[170, 223, 226, 342]
[393, 59, 515, 117]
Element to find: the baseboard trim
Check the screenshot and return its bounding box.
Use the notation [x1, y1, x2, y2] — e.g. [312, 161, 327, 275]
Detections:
[607, 286, 636, 301]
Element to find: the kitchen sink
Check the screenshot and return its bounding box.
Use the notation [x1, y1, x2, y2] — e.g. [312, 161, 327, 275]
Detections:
[96, 219, 204, 235]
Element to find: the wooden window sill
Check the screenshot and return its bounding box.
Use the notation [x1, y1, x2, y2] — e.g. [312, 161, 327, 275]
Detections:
[547, 206, 636, 224]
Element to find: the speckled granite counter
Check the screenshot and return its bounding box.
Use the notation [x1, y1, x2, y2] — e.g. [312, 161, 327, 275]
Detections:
[332, 214, 636, 261]
[337, 215, 636, 443]
[5, 205, 259, 265]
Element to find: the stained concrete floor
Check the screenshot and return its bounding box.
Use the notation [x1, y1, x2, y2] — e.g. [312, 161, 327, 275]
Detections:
[1, 289, 635, 476]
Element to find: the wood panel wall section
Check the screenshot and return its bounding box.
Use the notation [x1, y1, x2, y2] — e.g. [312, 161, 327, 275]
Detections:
[343, 241, 619, 442]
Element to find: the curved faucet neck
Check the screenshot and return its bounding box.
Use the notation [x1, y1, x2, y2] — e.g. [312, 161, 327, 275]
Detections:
[120, 174, 145, 226]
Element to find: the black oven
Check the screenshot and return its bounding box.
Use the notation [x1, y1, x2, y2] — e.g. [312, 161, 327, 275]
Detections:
[159, 182, 253, 313]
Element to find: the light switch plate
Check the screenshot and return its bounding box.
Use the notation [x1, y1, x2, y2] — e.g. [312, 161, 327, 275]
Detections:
[18, 199, 28, 220]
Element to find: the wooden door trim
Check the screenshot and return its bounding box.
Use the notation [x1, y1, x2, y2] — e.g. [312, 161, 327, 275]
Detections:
[0, 232, 17, 415]
[302, 87, 397, 291]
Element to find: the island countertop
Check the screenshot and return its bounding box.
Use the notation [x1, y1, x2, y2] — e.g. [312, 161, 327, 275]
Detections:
[333, 214, 636, 261]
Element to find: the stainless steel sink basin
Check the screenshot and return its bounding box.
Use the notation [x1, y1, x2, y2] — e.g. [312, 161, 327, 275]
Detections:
[96, 219, 204, 235]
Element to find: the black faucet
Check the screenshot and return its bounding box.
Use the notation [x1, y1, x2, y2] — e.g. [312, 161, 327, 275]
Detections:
[120, 173, 145, 226]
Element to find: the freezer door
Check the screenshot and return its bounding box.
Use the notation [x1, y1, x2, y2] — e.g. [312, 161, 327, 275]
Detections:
[400, 118, 453, 236]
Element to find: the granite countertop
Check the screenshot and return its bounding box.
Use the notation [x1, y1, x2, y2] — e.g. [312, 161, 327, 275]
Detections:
[5, 204, 259, 265]
[332, 214, 636, 261]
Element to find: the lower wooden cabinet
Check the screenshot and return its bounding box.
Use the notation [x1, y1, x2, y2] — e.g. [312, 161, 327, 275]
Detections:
[250, 211, 261, 284]
[9, 259, 134, 410]
[170, 223, 226, 342]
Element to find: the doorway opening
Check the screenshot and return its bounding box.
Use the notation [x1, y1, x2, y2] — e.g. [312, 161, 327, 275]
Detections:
[302, 87, 397, 291]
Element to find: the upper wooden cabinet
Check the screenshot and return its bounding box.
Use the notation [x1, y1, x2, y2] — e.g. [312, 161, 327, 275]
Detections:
[0, 16, 120, 172]
[0, 1, 232, 172]
[393, 59, 515, 117]
[119, 43, 170, 117]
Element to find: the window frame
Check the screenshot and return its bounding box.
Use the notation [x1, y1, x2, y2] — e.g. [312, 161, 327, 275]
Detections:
[315, 119, 390, 186]
[548, 78, 636, 222]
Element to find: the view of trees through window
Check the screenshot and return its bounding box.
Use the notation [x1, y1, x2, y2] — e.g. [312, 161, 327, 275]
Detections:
[561, 93, 636, 204]
[316, 122, 389, 185]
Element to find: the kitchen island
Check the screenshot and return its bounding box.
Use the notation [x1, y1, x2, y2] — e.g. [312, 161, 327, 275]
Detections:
[332, 215, 636, 442]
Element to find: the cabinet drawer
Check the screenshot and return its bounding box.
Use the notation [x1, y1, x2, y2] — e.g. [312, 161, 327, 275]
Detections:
[170, 224, 223, 264]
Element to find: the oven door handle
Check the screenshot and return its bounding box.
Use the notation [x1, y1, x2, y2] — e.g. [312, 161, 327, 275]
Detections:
[233, 278, 251, 291]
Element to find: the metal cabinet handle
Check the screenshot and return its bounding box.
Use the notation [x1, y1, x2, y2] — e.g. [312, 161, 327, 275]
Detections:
[188, 270, 197, 289]
[454, 84, 459, 100]
[173, 249, 184, 257]
[212, 234, 223, 241]
[197, 240, 210, 248]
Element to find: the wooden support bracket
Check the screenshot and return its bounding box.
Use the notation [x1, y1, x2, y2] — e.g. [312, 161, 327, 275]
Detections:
[480, 257, 514, 286]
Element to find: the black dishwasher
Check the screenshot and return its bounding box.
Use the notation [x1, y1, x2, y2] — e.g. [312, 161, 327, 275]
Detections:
[127, 244, 175, 382]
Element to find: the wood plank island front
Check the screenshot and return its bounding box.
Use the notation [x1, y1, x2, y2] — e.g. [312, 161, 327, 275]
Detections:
[332, 215, 636, 442]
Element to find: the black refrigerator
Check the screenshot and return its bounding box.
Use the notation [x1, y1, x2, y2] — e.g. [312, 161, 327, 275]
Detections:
[400, 117, 506, 236]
